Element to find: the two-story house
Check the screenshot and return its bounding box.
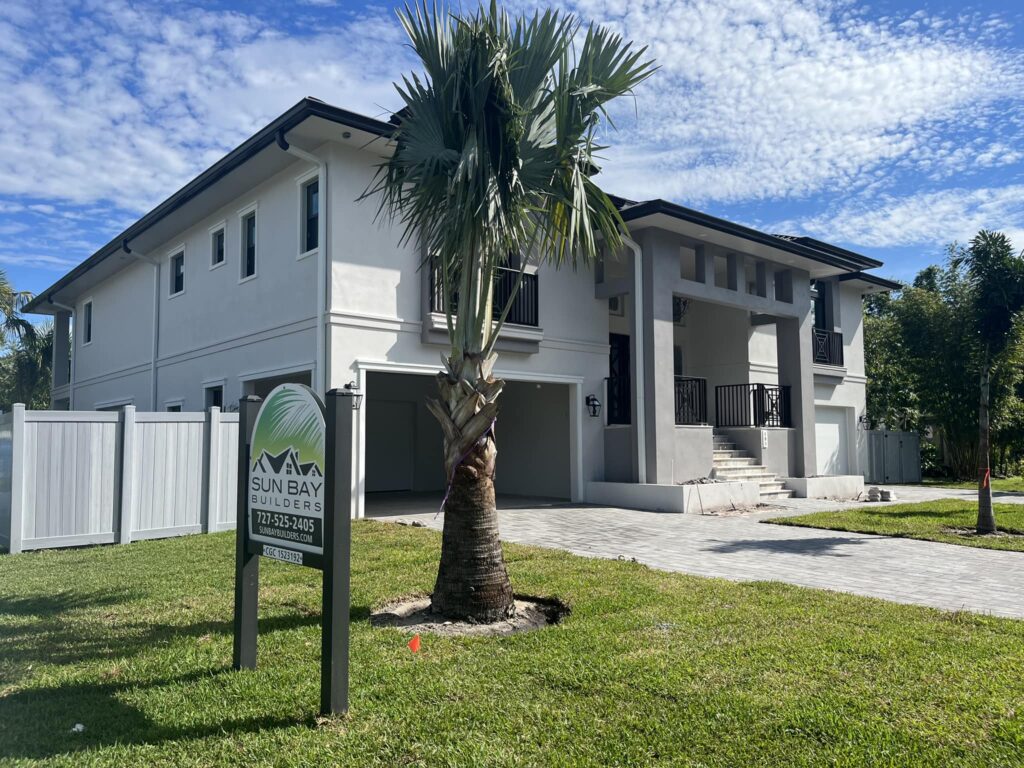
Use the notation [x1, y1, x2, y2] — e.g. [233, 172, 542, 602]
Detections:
[25, 98, 897, 515]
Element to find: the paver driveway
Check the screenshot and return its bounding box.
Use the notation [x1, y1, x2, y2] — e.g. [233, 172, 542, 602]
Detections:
[369, 486, 1024, 619]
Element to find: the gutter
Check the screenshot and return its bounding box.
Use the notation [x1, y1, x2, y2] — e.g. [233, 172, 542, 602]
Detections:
[622, 235, 647, 484]
[124, 239, 161, 410]
[47, 295, 76, 409]
[277, 130, 328, 397]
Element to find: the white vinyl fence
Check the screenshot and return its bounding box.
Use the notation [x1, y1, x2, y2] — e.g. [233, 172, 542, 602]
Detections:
[0, 405, 238, 553]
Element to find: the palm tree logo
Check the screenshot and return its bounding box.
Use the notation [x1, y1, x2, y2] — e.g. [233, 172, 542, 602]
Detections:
[250, 385, 325, 476]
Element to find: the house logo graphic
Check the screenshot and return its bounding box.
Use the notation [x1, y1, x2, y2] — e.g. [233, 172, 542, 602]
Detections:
[248, 384, 326, 555]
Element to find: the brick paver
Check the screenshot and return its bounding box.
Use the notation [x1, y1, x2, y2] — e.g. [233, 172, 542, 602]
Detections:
[370, 486, 1024, 619]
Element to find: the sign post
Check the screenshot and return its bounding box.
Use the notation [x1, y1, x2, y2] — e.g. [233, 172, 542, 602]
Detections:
[232, 384, 357, 716]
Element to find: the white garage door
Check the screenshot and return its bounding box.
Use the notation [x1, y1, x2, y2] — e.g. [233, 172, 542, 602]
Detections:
[815, 406, 850, 476]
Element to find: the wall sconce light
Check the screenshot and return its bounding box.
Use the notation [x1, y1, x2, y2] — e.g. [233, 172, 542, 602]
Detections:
[858, 414, 870, 430]
[344, 381, 363, 410]
[585, 394, 602, 418]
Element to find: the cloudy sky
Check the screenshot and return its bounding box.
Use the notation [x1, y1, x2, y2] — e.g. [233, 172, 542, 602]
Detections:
[1, 0, 1022, 300]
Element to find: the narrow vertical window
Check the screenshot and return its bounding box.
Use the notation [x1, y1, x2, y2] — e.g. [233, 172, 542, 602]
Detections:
[303, 179, 319, 253]
[205, 385, 224, 409]
[83, 300, 93, 344]
[242, 211, 257, 278]
[211, 228, 225, 267]
[170, 251, 185, 295]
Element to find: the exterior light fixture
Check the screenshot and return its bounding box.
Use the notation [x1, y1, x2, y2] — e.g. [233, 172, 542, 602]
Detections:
[344, 381, 363, 410]
[585, 394, 602, 418]
[858, 414, 870, 430]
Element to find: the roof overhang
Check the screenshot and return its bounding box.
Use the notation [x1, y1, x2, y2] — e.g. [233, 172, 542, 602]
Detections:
[26, 98, 394, 315]
[618, 199, 882, 280]
[837, 271, 902, 294]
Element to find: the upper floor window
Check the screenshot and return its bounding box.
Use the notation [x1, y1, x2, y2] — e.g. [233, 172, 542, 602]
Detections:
[170, 251, 185, 296]
[211, 227, 225, 268]
[82, 300, 93, 345]
[302, 178, 319, 254]
[205, 384, 224, 409]
[241, 210, 257, 279]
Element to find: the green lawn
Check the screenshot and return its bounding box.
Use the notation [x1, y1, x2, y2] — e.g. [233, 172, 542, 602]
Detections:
[1, 524, 1023, 767]
[920, 476, 1024, 492]
[766, 499, 1024, 553]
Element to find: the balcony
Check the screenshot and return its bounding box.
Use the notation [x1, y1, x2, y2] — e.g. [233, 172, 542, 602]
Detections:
[674, 376, 708, 425]
[429, 264, 539, 328]
[812, 327, 843, 367]
[715, 384, 792, 428]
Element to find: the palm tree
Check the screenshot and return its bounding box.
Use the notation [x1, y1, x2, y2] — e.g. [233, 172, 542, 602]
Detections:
[0, 270, 33, 343]
[370, 2, 654, 621]
[0, 324, 52, 411]
[955, 231, 1024, 534]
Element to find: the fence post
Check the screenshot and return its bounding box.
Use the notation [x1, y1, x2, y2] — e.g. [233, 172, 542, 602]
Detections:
[118, 405, 136, 544]
[9, 404, 25, 554]
[204, 406, 221, 533]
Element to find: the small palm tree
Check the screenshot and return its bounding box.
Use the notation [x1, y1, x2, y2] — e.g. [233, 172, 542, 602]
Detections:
[0, 270, 33, 343]
[370, 2, 654, 621]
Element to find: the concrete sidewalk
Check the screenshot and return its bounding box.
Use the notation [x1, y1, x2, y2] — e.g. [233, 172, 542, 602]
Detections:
[369, 486, 1024, 619]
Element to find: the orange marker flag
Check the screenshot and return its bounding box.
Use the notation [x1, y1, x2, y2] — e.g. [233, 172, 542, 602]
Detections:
[408, 634, 421, 653]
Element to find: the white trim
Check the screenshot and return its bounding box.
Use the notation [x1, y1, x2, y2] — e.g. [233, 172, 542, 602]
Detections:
[208, 221, 227, 270]
[164, 398, 185, 411]
[94, 396, 134, 410]
[238, 361, 315, 383]
[238, 201, 258, 282]
[201, 376, 226, 388]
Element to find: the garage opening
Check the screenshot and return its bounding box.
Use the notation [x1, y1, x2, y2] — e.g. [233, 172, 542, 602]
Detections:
[815, 405, 852, 475]
[364, 372, 572, 511]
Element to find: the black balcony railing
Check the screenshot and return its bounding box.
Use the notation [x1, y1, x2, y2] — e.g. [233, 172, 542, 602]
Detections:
[674, 376, 708, 425]
[429, 264, 539, 328]
[605, 375, 631, 425]
[715, 383, 792, 428]
[812, 327, 844, 366]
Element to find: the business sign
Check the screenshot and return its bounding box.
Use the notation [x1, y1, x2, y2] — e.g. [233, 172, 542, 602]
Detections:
[248, 384, 325, 560]
[234, 385, 357, 716]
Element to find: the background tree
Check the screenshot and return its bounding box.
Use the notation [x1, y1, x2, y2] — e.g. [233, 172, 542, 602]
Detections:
[953, 231, 1024, 534]
[0, 325, 53, 411]
[371, 3, 654, 621]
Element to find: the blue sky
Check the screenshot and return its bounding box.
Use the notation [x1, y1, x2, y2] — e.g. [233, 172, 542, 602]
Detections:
[0, 0, 1022, 302]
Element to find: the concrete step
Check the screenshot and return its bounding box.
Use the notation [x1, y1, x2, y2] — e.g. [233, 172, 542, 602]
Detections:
[712, 449, 746, 458]
[760, 489, 794, 499]
[713, 470, 777, 482]
[758, 481, 788, 492]
[712, 457, 760, 468]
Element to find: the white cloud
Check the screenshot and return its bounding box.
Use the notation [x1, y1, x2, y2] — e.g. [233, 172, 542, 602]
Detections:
[775, 185, 1024, 249]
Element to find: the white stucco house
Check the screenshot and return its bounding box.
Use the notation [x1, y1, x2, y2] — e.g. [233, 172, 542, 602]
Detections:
[26, 98, 898, 515]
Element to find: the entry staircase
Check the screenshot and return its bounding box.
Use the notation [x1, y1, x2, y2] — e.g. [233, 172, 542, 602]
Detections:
[711, 432, 793, 500]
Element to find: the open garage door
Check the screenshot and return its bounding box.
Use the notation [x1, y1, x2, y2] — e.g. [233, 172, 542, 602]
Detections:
[364, 372, 572, 501]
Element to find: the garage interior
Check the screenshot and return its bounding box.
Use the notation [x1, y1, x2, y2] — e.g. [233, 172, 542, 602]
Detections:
[363, 371, 572, 513]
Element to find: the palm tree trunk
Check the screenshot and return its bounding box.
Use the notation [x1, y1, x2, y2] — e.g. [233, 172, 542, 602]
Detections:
[427, 354, 514, 622]
[977, 347, 996, 534]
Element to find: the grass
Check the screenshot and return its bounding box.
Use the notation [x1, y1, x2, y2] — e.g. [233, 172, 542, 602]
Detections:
[0, 524, 1022, 767]
[766, 499, 1024, 553]
[920, 476, 1024, 492]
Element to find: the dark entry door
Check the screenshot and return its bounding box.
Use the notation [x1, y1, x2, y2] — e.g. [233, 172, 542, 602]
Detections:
[608, 333, 631, 425]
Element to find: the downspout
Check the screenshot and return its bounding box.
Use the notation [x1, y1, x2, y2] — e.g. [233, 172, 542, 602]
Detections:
[622, 235, 647, 484]
[124, 239, 161, 410]
[277, 130, 328, 397]
[47, 294, 76, 409]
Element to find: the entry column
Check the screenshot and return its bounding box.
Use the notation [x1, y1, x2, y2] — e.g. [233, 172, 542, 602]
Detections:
[776, 276, 816, 477]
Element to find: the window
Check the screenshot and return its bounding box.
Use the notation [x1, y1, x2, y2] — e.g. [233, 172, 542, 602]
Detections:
[241, 210, 257, 279]
[82, 300, 93, 344]
[211, 228, 225, 267]
[811, 280, 830, 330]
[302, 178, 319, 253]
[166, 404, 182, 413]
[170, 251, 185, 296]
[205, 385, 224, 409]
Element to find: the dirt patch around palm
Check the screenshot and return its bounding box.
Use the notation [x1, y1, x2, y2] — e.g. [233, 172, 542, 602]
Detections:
[370, 594, 569, 637]
[941, 526, 1024, 541]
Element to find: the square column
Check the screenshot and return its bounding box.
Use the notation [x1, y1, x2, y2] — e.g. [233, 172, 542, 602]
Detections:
[776, 279, 816, 476]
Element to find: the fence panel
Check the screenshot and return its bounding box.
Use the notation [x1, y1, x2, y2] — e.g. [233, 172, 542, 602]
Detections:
[211, 414, 239, 532]
[866, 429, 921, 484]
[129, 413, 207, 541]
[20, 411, 120, 550]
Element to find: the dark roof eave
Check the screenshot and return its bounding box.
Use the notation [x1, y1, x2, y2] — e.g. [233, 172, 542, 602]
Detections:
[25, 98, 394, 313]
[837, 272, 902, 291]
[618, 199, 883, 272]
